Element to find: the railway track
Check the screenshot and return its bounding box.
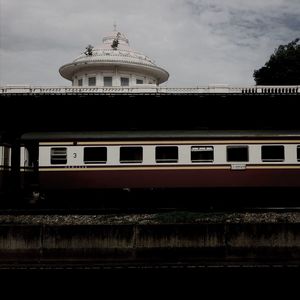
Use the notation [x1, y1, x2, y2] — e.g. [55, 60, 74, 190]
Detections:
[1, 205, 300, 215]
[0, 207, 178, 215]
[1, 262, 300, 270]
[2, 187, 299, 211]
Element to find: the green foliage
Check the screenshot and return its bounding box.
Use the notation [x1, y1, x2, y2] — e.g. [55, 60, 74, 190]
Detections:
[111, 39, 119, 50]
[253, 38, 300, 85]
[84, 45, 94, 56]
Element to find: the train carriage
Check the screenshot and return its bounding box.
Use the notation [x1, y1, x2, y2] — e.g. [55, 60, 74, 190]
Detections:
[20, 130, 300, 191]
[0, 133, 11, 193]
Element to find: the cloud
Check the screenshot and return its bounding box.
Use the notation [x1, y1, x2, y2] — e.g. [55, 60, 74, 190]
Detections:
[0, 0, 299, 86]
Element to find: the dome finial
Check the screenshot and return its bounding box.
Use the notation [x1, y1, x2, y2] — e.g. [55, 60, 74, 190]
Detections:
[113, 21, 117, 31]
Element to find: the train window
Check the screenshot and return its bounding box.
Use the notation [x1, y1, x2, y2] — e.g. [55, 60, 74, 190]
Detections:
[298, 146, 300, 162]
[51, 148, 67, 165]
[227, 146, 249, 162]
[261, 145, 285, 162]
[84, 147, 107, 164]
[191, 146, 214, 162]
[156, 146, 178, 163]
[120, 147, 143, 163]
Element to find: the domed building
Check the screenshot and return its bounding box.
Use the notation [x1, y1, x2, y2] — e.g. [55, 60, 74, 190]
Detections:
[59, 27, 169, 87]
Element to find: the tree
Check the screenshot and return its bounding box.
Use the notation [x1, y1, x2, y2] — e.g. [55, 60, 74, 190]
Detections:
[111, 32, 121, 50]
[111, 38, 119, 50]
[253, 38, 300, 85]
[84, 45, 94, 56]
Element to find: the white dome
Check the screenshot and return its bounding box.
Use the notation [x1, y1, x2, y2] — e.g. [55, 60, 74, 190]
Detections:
[102, 31, 130, 47]
[59, 29, 169, 85]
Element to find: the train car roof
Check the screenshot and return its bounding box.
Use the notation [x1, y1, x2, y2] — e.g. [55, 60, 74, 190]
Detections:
[20, 130, 300, 141]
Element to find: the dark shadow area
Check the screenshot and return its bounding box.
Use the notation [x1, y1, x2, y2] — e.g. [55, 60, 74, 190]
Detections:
[1, 187, 300, 210]
[1, 266, 299, 294]
[1, 93, 300, 134]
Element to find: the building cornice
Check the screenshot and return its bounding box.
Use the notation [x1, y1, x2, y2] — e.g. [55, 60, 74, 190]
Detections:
[1, 85, 299, 95]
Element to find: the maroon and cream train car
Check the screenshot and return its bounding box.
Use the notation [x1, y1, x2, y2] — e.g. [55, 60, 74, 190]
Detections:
[20, 145, 35, 190]
[0, 135, 11, 193]
[20, 131, 300, 190]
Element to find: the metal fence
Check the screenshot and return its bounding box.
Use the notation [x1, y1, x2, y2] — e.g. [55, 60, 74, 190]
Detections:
[1, 85, 299, 95]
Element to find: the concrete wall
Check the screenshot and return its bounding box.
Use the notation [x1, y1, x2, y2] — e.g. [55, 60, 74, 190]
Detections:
[0, 223, 300, 265]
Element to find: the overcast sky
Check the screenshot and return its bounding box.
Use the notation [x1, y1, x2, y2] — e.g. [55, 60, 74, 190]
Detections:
[0, 0, 299, 87]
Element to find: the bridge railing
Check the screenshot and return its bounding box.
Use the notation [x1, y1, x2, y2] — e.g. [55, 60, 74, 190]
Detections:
[1, 85, 299, 95]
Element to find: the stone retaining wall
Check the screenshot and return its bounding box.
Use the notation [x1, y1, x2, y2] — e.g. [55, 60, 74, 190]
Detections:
[0, 223, 299, 264]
